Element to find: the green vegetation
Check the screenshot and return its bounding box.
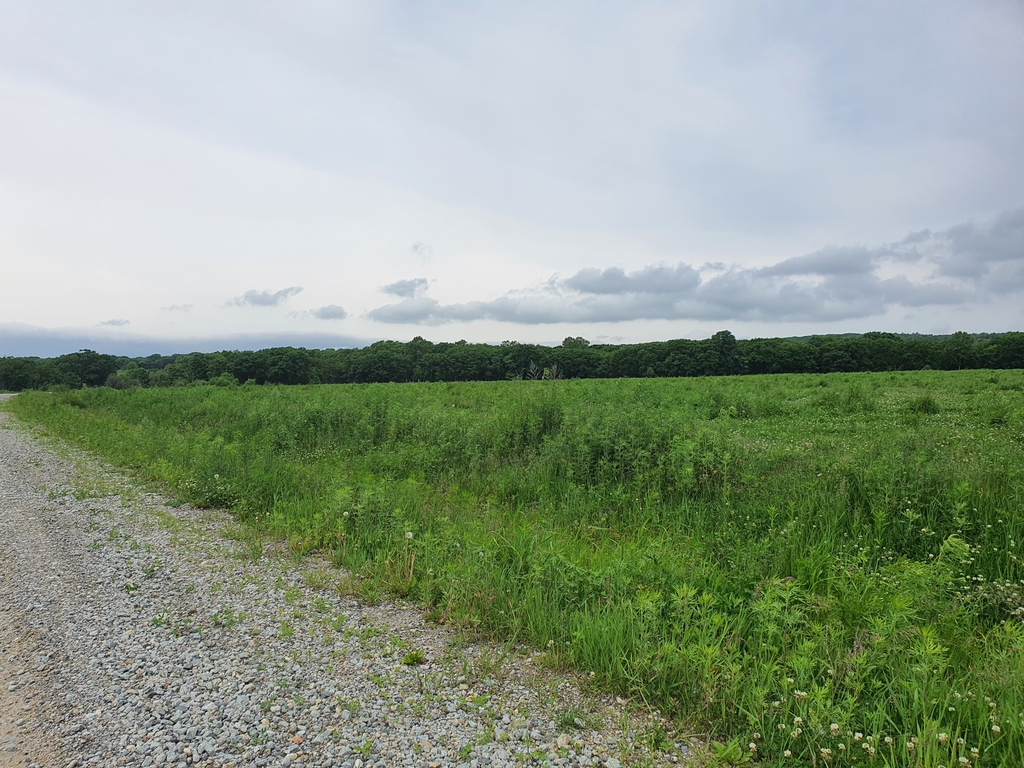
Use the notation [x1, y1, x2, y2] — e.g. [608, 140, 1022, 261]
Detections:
[6, 369, 1024, 766]
[2, 330, 1023, 391]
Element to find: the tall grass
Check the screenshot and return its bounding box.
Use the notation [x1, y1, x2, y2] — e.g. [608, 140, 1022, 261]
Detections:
[8, 369, 1024, 766]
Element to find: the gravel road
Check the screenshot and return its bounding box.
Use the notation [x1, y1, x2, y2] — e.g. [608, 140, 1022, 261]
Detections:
[0, 396, 687, 768]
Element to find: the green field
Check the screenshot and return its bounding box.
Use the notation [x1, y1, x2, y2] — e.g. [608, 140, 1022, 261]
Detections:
[7, 370, 1024, 766]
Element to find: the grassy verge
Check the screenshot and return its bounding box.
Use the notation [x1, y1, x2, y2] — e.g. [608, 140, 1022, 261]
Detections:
[6, 369, 1024, 766]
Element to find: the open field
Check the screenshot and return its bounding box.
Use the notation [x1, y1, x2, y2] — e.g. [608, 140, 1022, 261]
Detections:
[7, 369, 1024, 767]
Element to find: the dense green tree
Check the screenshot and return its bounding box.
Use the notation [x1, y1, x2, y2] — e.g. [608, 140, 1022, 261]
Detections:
[55, 350, 119, 388]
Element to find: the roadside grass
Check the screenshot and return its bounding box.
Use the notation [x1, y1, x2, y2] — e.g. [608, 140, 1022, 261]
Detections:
[6, 369, 1024, 766]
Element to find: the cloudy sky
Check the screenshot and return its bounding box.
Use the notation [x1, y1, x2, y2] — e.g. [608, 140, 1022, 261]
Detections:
[1, 1, 1023, 356]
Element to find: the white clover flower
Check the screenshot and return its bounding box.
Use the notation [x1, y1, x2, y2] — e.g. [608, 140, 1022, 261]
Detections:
[405, 531, 413, 540]
[783, 750, 792, 758]
[992, 725, 1001, 733]
[938, 733, 949, 744]
[830, 723, 840, 736]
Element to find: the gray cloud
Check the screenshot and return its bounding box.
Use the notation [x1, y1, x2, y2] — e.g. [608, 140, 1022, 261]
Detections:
[760, 246, 880, 277]
[0, 323, 368, 358]
[99, 318, 130, 326]
[229, 287, 303, 307]
[381, 278, 429, 298]
[310, 304, 348, 320]
[563, 264, 700, 294]
[366, 209, 1023, 325]
[161, 304, 193, 312]
[366, 296, 441, 324]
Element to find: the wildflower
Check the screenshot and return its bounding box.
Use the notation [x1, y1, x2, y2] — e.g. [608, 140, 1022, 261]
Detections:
[958, 758, 970, 766]
[992, 725, 1001, 733]
[793, 717, 803, 726]
[748, 742, 757, 752]
[830, 723, 840, 736]
[753, 733, 761, 740]
[786, 677, 795, 685]
[547, 639, 554, 647]
[854, 732, 863, 742]
[342, 510, 349, 518]
[907, 741, 915, 750]
[778, 724, 787, 731]
[938, 733, 949, 744]
[405, 531, 413, 540]
[784, 750, 792, 758]
[867, 747, 876, 757]
[794, 690, 807, 700]
[791, 729, 802, 739]
[838, 743, 845, 750]
[884, 736, 893, 745]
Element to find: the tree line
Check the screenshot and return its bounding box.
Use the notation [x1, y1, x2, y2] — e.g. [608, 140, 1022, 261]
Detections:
[1, 330, 1022, 392]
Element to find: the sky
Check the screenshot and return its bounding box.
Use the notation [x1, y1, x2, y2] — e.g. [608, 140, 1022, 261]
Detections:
[1, 1, 1023, 356]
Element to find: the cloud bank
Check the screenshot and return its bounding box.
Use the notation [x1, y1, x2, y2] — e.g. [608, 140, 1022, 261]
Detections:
[367, 210, 1024, 326]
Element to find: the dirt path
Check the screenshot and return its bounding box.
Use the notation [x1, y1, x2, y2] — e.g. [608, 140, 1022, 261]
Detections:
[1, 394, 63, 767]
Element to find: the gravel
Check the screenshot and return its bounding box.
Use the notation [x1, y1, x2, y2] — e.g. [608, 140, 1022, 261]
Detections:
[0, 398, 691, 768]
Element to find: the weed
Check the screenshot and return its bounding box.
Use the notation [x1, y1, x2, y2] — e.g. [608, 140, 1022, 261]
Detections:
[401, 650, 426, 666]
[303, 569, 333, 590]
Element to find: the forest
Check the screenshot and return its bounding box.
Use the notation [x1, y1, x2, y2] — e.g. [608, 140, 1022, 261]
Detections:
[1, 330, 1023, 392]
